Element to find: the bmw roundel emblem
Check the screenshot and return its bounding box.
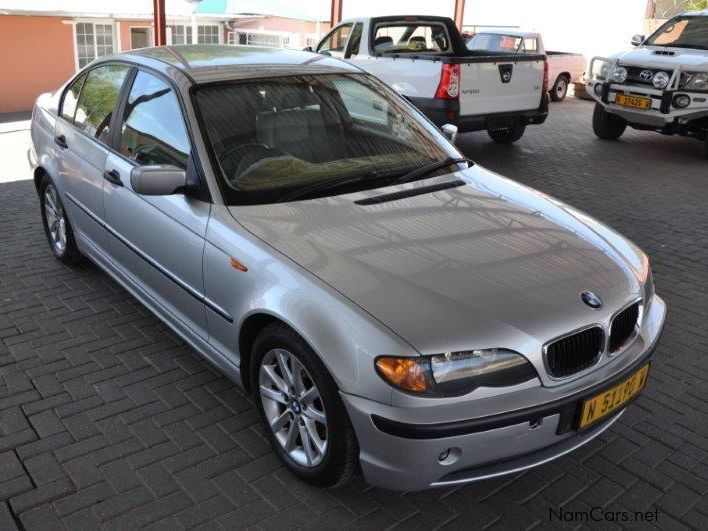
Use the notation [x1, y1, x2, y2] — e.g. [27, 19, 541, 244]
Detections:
[581, 291, 603, 309]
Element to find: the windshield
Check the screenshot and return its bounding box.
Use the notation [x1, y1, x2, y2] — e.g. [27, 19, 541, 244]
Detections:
[467, 33, 522, 53]
[195, 73, 458, 205]
[644, 15, 708, 49]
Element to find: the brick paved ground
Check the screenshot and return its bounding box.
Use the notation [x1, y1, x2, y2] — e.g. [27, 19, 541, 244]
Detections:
[0, 98, 706, 529]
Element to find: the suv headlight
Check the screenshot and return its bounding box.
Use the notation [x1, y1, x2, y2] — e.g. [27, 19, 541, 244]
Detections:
[653, 71, 670, 89]
[612, 66, 628, 83]
[592, 60, 610, 81]
[681, 72, 708, 91]
[375, 349, 538, 397]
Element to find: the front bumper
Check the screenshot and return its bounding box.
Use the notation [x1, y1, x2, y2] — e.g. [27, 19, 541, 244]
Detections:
[408, 93, 549, 133]
[342, 295, 666, 491]
[586, 79, 708, 129]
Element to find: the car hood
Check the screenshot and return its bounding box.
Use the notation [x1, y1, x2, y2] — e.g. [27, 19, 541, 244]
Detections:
[229, 167, 645, 355]
[612, 46, 707, 69]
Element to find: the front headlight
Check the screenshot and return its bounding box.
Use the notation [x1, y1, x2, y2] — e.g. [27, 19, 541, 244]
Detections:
[592, 60, 610, 81]
[375, 349, 537, 396]
[612, 66, 628, 83]
[681, 72, 708, 91]
[653, 71, 670, 89]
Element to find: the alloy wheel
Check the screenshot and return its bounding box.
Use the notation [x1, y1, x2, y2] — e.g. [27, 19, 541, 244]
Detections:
[259, 348, 328, 467]
[44, 184, 67, 254]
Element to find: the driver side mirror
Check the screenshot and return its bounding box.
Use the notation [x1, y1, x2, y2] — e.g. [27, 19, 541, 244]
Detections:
[441, 123, 458, 144]
[131, 165, 187, 196]
[303, 46, 313, 52]
[630, 34, 644, 46]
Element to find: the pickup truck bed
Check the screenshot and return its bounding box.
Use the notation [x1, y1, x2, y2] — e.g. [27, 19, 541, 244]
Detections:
[314, 16, 549, 141]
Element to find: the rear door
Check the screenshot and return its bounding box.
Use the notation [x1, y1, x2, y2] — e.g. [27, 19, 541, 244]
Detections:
[54, 64, 131, 253]
[459, 58, 544, 116]
[102, 69, 210, 339]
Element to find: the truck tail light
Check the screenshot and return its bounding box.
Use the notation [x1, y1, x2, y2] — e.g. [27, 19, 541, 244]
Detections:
[542, 59, 549, 93]
[435, 64, 460, 100]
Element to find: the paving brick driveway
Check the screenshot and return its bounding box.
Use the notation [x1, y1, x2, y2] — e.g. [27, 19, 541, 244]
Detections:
[0, 99, 706, 530]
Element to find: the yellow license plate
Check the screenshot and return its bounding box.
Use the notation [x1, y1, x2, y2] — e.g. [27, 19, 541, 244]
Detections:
[615, 94, 652, 110]
[579, 364, 650, 429]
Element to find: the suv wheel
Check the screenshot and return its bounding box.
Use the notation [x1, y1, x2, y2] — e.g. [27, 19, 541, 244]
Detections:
[39, 174, 82, 265]
[550, 75, 570, 102]
[251, 323, 358, 487]
[592, 103, 627, 140]
[487, 124, 526, 144]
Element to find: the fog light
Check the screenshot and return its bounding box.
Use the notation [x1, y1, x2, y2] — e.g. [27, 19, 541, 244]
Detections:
[673, 94, 690, 108]
[594, 83, 603, 96]
[438, 449, 450, 461]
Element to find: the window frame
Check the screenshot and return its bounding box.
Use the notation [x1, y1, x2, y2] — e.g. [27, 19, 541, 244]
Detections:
[73, 21, 116, 71]
[197, 24, 221, 44]
[316, 23, 353, 55]
[57, 60, 211, 202]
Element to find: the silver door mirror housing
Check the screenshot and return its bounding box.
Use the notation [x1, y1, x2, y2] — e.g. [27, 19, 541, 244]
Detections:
[441, 123, 458, 144]
[130, 165, 187, 196]
[630, 34, 644, 46]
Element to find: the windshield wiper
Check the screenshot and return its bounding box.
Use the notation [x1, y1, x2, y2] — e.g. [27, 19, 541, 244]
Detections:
[652, 43, 708, 50]
[389, 157, 473, 187]
[276, 172, 379, 203]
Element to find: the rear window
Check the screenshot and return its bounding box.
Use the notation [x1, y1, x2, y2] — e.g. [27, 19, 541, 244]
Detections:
[372, 22, 451, 54]
[467, 33, 523, 53]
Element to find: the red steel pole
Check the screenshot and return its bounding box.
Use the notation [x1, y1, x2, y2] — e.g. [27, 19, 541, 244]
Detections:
[153, 0, 167, 46]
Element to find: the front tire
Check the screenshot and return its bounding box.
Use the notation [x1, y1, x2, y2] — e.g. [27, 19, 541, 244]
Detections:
[251, 323, 358, 487]
[550, 74, 570, 102]
[592, 103, 627, 140]
[39, 174, 82, 265]
[487, 124, 526, 144]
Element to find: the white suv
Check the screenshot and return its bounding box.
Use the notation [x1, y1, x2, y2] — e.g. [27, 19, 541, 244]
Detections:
[586, 10, 707, 158]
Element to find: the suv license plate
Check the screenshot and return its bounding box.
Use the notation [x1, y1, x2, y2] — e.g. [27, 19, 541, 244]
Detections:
[615, 94, 652, 110]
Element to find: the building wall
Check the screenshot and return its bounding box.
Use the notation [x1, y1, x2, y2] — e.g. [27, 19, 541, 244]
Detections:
[0, 15, 75, 113]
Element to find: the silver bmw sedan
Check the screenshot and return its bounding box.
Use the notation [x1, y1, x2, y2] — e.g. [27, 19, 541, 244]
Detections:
[29, 45, 665, 491]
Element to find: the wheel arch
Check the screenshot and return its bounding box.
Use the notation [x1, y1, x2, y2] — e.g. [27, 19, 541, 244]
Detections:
[238, 312, 287, 392]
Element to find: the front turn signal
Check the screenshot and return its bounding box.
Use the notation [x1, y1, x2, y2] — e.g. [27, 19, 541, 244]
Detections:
[375, 356, 429, 393]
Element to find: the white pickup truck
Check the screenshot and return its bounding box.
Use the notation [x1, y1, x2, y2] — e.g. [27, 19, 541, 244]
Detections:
[310, 15, 549, 143]
[467, 30, 586, 102]
[586, 9, 708, 158]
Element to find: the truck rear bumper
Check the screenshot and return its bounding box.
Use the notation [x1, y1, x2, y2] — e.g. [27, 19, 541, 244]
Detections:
[408, 93, 549, 133]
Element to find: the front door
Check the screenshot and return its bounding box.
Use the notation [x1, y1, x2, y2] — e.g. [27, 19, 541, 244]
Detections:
[54, 64, 131, 254]
[102, 69, 209, 339]
[130, 28, 150, 49]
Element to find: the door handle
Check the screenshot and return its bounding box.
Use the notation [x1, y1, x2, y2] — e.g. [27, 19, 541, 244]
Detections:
[54, 135, 68, 149]
[102, 169, 123, 187]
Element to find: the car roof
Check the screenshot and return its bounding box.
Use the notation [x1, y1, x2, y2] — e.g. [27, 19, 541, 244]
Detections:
[99, 45, 362, 84]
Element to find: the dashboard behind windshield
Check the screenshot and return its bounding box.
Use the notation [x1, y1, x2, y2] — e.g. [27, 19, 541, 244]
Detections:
[195, 73, 455, 205]
[644, 15, 708, 49]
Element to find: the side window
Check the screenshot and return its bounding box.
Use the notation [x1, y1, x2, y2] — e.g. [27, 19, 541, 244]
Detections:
[523, 38, 538, 53]
[317, 24, 352, 57]
[74, 65, 130, 146]
[60, 74, 86, 122]
[118, 71, 190, 170]
[346, 23, 363, 58]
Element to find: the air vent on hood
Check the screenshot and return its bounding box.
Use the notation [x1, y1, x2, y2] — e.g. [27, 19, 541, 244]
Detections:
[652, 50, 675, 56]
[355, 180, 466, 205]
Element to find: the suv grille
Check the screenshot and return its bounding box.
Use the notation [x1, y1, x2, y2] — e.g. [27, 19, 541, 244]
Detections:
[545, 327, 603, 378]
[624, 66, 672, 87]
[609, 302, 640, 352]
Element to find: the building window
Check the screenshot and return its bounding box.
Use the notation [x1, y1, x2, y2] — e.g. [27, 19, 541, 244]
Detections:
[228, 31, 292, 49]
[169, 25, 193, 45]
[306, 35, 318, 48]
[76, 22, 115, 69]
[197, 25, 220, 44]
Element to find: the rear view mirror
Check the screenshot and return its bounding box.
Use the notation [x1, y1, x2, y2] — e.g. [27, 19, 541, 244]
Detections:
[630, 34, 644, 46]
[131, 165, 187, 196]
[441, 123, 458, 144]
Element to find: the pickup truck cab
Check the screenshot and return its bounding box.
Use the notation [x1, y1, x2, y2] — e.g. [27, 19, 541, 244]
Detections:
[586, 9, 708, 158]
[467, 30, 586, 102]
[311, 16, 549, 143]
